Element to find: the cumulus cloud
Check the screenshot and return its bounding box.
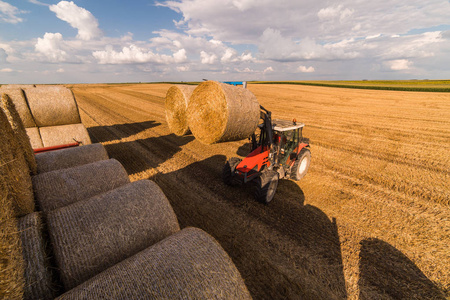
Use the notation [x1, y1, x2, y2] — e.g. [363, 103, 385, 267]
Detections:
[387, 59, 412, 70]
[200, 51, 217, 64]
[297, 65, 315, 73]
[35, 32, 68, 62]
[93, 45, 187, 64]
[0, 1, 25, 23]
[49, 1, 102, 40]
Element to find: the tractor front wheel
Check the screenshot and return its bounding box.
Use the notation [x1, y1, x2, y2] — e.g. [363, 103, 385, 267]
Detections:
[222, 157, 242, 186]
[254, 170, 279, 204]
[291, 148, 311, 181]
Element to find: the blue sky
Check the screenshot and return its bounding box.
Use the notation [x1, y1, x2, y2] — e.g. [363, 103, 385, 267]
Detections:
[1, 0, 449, 83]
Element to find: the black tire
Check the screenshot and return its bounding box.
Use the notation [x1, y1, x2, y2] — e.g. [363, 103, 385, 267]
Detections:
[222, 157, 242, 186]
[254, 170, 279, 204]
[291, 148, 311, 181]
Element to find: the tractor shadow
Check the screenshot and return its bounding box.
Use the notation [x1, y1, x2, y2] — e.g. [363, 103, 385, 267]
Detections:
[358, 238, 446, 299]
[153, 154, 347, 299]
[87, 120, 161, 143]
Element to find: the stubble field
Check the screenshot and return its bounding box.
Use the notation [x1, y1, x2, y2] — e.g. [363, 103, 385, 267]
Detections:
[70, 83, 449, 299]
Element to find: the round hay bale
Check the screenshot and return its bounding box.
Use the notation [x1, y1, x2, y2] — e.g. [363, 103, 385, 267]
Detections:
[0, 87, 36, 128]
[18, 212, 57, 300]
[0, 109, 35, 217]
[35, 143, 109, 174]
[0, 179, 25, 299]
[1, 93, 38, 175]
[57, 228, 252, 299]
[165, 85, 196, 136]
[47, 180, 180, 290]
[32, 158, 130, 212]
[23, 86, 81, 127]
[25, 127, 44, 149]
[39, 123, 91, 147]
[187, 81, 260, 144]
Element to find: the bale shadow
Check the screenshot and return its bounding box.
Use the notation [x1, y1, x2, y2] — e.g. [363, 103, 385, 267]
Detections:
[154, 155, 347, 299]
[358, 238, 446, 299]
[87, 120, 161, 143]
[103, 133, 194, 175]
[236, 142, 252, 157]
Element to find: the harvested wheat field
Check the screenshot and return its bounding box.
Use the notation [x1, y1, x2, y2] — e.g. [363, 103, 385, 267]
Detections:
[70, 83, 449, 299]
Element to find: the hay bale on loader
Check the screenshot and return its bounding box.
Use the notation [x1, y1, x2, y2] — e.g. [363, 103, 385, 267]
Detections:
[187, 81, 260, 144]
[165, 85, 196, 136]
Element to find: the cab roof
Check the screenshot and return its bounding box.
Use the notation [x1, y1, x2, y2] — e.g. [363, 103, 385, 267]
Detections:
[272, 119, 304, 132]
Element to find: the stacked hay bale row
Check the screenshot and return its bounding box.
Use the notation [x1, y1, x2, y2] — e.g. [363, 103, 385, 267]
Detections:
[165, 81, 260, 144]
[0, 85, 91, 149]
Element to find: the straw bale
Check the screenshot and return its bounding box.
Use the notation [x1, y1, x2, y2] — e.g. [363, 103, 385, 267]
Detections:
[36, 143, 109, 174]
[187, 81, 260, 144]
[0, 109, 35, 217]
[47, 179, 180, 290]
[39, 123, 92, 147]
[0, 180, 25, 300]
[18, 212, 56, 300]
[33, 158, 130, 212]
[1, 94, 37, 175]
[165, 85, 196, 136]
[0, 87, 36, 128]
[23, 85, 81, 127]
[25, 127, 44, 149]
[56, 227, 252, 299]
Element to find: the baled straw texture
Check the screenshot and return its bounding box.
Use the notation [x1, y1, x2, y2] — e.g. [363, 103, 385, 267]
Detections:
[187, 81, 260, 144]
[23, 85, 81, 127]
[0, 87, 36, 128]
[1, 94, 38, 175]
[57, 227, 252, 300]
[47, 179, 180, 291]
[165, 85, 196, 136]
[35, 143, 109, 174]
[0, 109, 35, 217]
[32, 158, 130, 212]
[39, 123, 92, 147]
[18, 212, 56, 300]
[25, 127, 44, 149]
[0, 180, 25, 300]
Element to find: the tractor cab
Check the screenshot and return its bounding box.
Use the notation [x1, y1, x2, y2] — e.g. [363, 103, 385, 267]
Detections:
[271, 119, 305, 167]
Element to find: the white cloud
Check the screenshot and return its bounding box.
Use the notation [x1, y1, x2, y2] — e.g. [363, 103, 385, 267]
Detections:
[0, 68, 13, 72]
[263, 66, 274, 73]
[297, 65, 315, 73]
[387, 59, 412, 70]
[28, 0, 49, 6]
[56, 68, 65, 73]
[35, 32, 68, 62]
[49, 1, 102, 40]
[92, 44, 187, 64]
[0, 1, 25, 23]
[317, 4, 354, 22]
[200, 51, 217, 64]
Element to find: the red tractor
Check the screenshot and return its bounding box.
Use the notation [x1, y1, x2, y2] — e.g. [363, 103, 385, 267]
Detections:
[223, 106, 311, 203]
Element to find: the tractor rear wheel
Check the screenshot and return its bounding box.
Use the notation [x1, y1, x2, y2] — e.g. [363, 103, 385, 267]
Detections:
[254, 170, 279, 204]
[291, 148, 311, 181]
[222, 157, 241, 186]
